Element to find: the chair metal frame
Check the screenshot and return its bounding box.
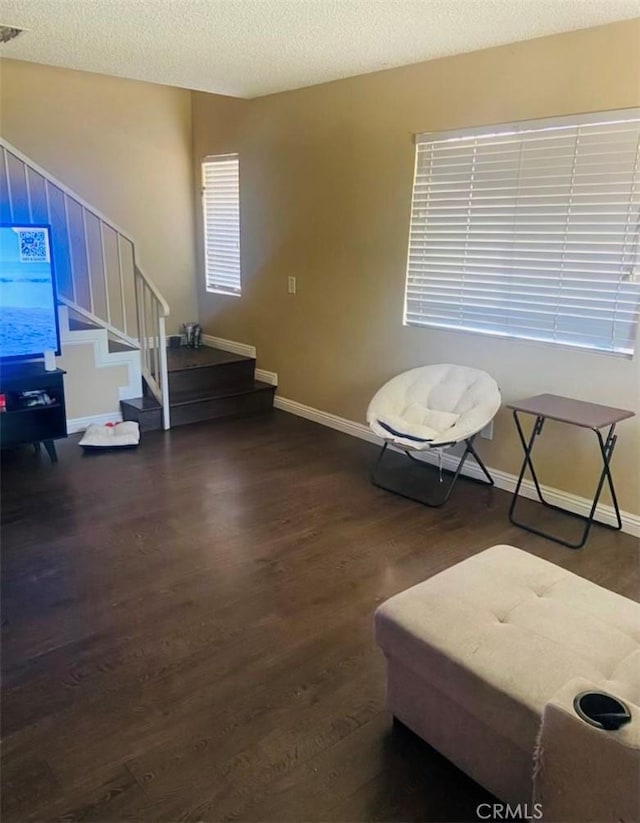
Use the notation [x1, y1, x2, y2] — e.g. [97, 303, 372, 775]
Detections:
[370, 435, 494, 508]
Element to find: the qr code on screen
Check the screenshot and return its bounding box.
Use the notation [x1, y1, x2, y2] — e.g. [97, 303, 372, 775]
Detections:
[17, 229, 50, 263]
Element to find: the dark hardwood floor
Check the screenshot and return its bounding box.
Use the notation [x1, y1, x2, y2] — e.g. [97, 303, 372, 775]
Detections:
[1, 410, 638, 822]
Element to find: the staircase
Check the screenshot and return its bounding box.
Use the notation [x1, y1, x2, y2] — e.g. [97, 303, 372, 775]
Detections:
[121, 346, 275, 430]
[0, 138, 276, 431]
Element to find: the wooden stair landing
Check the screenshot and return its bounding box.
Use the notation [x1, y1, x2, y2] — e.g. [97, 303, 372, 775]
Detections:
[121, 345, 275, 430]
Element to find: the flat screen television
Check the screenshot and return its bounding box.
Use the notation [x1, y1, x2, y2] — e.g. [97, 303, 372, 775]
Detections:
[0, 223, 61, 362]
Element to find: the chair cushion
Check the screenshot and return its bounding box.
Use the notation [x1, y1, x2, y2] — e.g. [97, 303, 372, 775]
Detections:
[376, 408, 460, 442]
[375, 545, 640, 754]
[367, 364, 500, 447]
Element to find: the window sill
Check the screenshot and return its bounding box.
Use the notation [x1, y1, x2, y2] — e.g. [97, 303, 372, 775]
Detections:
[402, 320, 635, 360]
[206, 288, 242, 298]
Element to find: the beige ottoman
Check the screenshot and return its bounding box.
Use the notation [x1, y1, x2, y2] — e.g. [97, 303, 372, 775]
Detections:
[374, 545, 640, 820]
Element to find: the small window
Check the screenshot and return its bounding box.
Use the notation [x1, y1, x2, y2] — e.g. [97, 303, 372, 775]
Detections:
[202, 154, 241, 295]
[404, 110, 640, 356]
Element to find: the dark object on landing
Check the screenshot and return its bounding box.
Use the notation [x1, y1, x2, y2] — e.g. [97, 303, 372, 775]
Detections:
[182, 322, 202, 349]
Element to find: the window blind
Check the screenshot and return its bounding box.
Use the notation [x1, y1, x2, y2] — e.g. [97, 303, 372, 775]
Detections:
[404, 110, 640, 355]
[202, 155, 241, 295]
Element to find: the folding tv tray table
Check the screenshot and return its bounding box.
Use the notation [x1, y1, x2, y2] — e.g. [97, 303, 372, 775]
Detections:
[507, 393, 634, 549]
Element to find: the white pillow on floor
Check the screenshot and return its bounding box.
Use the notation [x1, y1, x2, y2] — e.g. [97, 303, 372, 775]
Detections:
[78, 421, 140, 448]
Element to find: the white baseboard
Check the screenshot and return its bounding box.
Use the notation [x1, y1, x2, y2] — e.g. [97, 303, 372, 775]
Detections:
[274, 396, 640, 539]
[67, 411, 123, 434]
[275, 396, 379, 444]
[255, 368, 278, 386]
[199, 335, 277, 385]
[202, 334, 256, 359]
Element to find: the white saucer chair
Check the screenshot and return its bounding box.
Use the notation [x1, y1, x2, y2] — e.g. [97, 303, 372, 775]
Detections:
[367, 364, 501, 507]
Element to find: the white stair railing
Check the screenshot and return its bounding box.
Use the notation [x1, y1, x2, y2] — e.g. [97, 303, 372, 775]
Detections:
[135, 265, 170, 430]
[0, 138, 171, 429]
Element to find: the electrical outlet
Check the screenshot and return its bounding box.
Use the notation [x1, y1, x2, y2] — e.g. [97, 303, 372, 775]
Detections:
[287, 276, 296, 294]
[480, 420, 494, 440]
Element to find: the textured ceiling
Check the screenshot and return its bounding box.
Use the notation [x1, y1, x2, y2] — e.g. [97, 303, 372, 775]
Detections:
[1, 0, 638, 98]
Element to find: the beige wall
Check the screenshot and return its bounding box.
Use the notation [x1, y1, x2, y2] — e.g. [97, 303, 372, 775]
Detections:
[194, 20, 640, 514]
[192, 92, 251, 337]
[57, 343, 129, 420]
[0, 58, 197, 333]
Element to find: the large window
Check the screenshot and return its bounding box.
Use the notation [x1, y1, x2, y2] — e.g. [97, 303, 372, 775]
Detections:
[404, 110, 640, 356]
[202, 154, 241, 295]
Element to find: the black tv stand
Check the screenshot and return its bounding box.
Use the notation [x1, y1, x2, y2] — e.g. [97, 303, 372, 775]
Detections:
[0, 363, 67, 463]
